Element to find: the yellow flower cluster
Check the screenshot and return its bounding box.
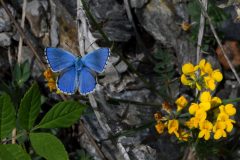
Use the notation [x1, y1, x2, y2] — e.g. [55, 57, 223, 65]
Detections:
[43, 68, 57, 92]
[154, 59, 236, 142]
[181, 59, 223, 91]
[185, 91, 236, 140]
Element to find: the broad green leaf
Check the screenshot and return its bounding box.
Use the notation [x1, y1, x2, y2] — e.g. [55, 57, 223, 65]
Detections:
[30, 133, 68, 160]
[0, 144, 31, 160]
[36, 101, 86, 129]
[0, 94, 15, 140]
[18, 83, 41, 130]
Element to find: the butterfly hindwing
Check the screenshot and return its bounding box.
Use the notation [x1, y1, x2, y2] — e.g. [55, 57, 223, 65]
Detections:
[79, 67, 96, 95]
[57, 66, 77, 94]
[81, 48, 110, 73]
[45, 47, 76, 72]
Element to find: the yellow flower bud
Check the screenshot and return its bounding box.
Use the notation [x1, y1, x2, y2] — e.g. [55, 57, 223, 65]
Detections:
[155, 121, 165, 134]
[168, 119, 179, 137]
[175, 96, 188, 112]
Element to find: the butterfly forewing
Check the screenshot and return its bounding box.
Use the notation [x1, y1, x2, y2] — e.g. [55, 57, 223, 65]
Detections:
[81, 48, 110, 73]
[45, 48, 76, 72]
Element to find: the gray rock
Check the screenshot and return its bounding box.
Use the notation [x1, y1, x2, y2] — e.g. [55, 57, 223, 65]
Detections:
[59, 0, 77, 17]
[21, 46, 42, 77]
[86, 0, 133, 41]
[0, 4, 15, 32]
[135, 0, 196, 67]
[131, 145, 157, 160]
[50, 0, 59, 47]
[115, 61, 128, 73]
[109, 74, 135, 93]
[130, 0, 149, 8]
[0, 32, 11, 46]
[100, 63, 120, 84]
[122, 105, 142, 126]
[118, 136, 141, 146]
[26, 0, 48, 37]
[219, 6, 240, 41]
[108, 55, 120, 65]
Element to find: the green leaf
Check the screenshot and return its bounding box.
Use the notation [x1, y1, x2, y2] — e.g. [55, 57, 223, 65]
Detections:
[36, 101, 86, 129]
[18, 83, 41, 130]
[12, 63, 21, 83]
[0, 94, 15, 140]
[30, 133, 68, 160]
[19, 60, 30, 86]
[0, 144, 31, 160]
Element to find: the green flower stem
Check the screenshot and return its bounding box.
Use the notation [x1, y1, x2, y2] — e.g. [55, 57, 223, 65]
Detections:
[75, 95, 163, 107]
[100, 121, 155, 141]
[177, 112, 191, 119]
[107, 97, 162, 107]
[80, 0, 166, 101]
[222, 98, 240, 104]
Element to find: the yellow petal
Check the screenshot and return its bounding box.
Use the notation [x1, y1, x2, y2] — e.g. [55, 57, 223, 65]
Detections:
[205, 62, 213, 74]
[222, 130, 227, 137]
[195, 110, 207, 121]
[225, 104, 236, 116]
[206, 121, 213, 130]
[168, 119, 179, 134]
[219, 105, 225, 113]
[214, 130, 222, 140]
[175, 96, 188, 109]
[204, 77, 216, 91]
[226, 122, 233, 132]
[182, 63, 195, 75]
[212, 70, 223, 82]
[174, 131, 179, 138]
[200, 91, 212, 102]
[198, 130, 205, 138]
[204, 132, 211, 140]
[189, 103, 199, 115]
[199, 102, 211, 111]
[181, 74, 191, 85]
[211, 97, 222, 107]
[199, 59, 206, 68]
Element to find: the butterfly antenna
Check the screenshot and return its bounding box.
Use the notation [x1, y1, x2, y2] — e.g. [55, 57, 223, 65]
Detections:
[85, 40, 97, 52]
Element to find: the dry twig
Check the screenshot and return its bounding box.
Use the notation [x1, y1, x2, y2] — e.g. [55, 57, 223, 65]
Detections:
[198, 0, 240, 85]
[196, 0, 207, 64]
[17, 0, 27, 64]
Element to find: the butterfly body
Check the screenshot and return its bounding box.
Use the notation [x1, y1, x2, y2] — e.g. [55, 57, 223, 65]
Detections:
[45, 47, 110, 95]
[75, 58, 84, 71]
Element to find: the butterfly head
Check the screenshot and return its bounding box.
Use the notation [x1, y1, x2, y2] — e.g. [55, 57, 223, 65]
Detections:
[75, 58, 84, 71]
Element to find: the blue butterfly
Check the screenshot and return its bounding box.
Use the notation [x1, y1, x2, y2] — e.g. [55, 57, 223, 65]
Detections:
[45, 47, 110, 95]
